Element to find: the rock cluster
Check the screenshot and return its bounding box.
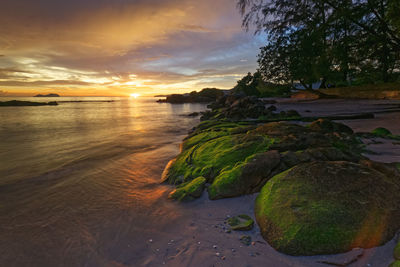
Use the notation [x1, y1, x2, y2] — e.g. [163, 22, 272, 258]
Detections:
[162, 96, 400, 256]
[201, 94, 299, 121]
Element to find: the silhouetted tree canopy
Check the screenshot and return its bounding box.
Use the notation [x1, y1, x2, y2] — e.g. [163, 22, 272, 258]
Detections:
[237, 0, 400, 89]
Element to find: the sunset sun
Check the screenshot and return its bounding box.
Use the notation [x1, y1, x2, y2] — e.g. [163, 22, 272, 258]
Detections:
[130, 93, 140, 98]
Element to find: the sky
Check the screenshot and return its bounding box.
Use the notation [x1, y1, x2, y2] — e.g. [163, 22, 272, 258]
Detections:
[0, 0, 264, 96]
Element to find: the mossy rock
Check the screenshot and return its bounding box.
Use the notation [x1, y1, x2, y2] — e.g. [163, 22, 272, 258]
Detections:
[227, 214, 254, 231]
[390, 260, 400, 267]
[372, 127, 392, 137]
[395, 241, 400, 260]
[255, 161, 400, 256]
[163, 120, 363, 199]
[208, 150, 280, 199]
[168, 176, 206, 202]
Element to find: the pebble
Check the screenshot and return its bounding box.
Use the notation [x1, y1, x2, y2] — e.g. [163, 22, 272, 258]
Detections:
[198, 241, 201, 245]
[225, 229, 231, 233]
[216, 252, 220, 256]
[231, 248, 236, 252]
[149, 239, 153, 243]
[251, 241, 256, 246]
[221, 256, 226, 260]
[213, 245, 218, 249]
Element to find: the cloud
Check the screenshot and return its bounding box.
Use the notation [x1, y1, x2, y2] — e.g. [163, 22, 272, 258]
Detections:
[0, 0, 262, 95]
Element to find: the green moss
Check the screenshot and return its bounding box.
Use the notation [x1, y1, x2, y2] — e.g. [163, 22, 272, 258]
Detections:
[167, 131, 274, 185]
[395, 241, 400, 260]
[372, 127, 392, 137]
[168, 176, 206, 202]
[255, 161, 400, 256]
[182, 131, 229, 150]
[227, 214, 254, 231]
[390, 260, 400, 267]
[207, 162, 246, 199]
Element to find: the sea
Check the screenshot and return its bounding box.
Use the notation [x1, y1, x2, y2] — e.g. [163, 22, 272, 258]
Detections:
[0, 96, 207, 266]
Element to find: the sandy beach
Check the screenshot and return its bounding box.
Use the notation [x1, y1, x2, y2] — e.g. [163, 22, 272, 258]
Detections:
[141, 98, 400, 267]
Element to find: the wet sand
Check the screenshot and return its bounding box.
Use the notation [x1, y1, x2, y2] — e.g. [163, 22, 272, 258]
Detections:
[138, 98, 400, 267]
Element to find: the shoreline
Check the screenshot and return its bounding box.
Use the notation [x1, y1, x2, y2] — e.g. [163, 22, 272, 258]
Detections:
[151, 97, 400, 266]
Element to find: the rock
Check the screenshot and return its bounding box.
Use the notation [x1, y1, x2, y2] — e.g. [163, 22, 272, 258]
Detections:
[168, 177, 206, 201]
[316, 248, 364, 266]
[208, 150, 280, 199]
[227, 215, 254, 231]
[240, 235, 252, 246]
[163, 120, 363, 200]
[309, 118, 353, 135]
[0, 100, 58, 106]
[372, 127, 392, 137]
[34, 93, 60, 97]
[255, 161, 400, 256]
[395, 241, 400, 260]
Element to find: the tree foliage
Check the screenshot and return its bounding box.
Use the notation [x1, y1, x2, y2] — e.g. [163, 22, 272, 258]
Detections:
[238, 0, 400, 88]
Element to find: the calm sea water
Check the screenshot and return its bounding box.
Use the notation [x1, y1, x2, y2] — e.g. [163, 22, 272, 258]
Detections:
[0, 96, 206, 266]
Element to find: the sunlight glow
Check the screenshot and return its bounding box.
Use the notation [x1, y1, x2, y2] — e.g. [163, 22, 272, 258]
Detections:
[130, 93, 140, 98]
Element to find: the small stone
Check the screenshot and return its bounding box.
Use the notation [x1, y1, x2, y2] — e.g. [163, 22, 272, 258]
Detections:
[251, 241, 256, 246]
[225, 229, 231, 233]
[240, 235, 252, 246]
[149, 239, 153, 243]
[198, 241, 201, 245]
[221, 256, 226, 260]
[227, 214, 254, 231]
[213, 245, 218, 249]
[231, 248, 236, 252]
[216, 252, 220, 256]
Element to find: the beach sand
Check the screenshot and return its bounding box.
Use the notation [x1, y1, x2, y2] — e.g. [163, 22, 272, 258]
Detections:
[138, 98, 400, 267]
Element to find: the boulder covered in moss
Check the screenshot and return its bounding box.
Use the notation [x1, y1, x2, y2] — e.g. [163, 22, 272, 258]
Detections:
[395, 241, 400, 260]
[255, 161, 400, 256]
[227, 214, 254, 231]
[372, 127, 392, 137]
[168, 176, 206, 202]
[162, 120, 363, 200]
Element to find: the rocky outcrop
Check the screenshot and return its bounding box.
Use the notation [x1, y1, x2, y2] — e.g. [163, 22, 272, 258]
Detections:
[0, 100, 58, 106]
[163, 119, 363, 200]
[34, 93, 60, 97]
[157, 88, 225, 104]
[201, 94, 299, 121]
[255, 161, 400, 256]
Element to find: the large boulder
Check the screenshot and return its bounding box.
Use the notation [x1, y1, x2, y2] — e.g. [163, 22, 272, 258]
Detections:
[255, 161, 400, 256]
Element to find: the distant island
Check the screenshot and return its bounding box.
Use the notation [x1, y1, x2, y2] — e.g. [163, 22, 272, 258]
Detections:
[0, 100, 58, 106]
[34, 93, 60, 97]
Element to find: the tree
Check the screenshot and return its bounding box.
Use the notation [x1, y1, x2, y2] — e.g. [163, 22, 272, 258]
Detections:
[237, 0, 400, 86]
